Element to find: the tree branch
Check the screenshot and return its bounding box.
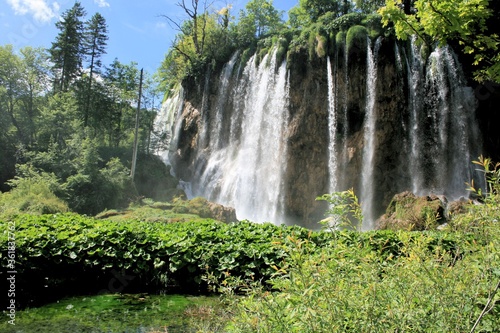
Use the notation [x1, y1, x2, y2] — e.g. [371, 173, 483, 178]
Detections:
[470, 278, 500, 333]
[428, 1, 455, 28]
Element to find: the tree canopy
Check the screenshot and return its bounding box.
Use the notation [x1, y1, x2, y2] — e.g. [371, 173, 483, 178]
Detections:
[0, 2, 170, 214]
[379, 0, 500, 82]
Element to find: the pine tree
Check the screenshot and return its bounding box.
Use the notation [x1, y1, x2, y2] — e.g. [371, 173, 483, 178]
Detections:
[83, 12, 108, 127]
[49, 2, 86, 92]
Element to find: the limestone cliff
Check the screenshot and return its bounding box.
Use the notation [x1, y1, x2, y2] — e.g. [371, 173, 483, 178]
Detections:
[167, 36, 491, 228]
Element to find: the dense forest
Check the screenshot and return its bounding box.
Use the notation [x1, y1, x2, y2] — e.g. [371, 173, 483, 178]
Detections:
[0, 2, 174, 216]
[1, 0, 499, 217]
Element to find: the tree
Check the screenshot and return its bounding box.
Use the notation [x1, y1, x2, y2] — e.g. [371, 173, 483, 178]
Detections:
[301, 0, 353, 22]
[238, 0, 283, 38]
[37, 92, 80, 149]
[18, 47, 51, 145]
[354, 0, 386, 14]
[162, 0, 212, 58]
[103, 59, 139, 147]
[83, 12, 108, 127]
[379, 0, 500, 82]
[50, 2, 86, 91]
[0, 45, 24, 142]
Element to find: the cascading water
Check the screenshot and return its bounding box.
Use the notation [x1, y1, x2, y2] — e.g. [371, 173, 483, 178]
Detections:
[407, 37, 426, 195]
[327, 56, 338, 193]
[194, 50, 290, 223]
[168, 36, 484, 228]
[421, 45, 482, 198]
[360, 37, 382, 230]
[401, 41, 482, 200]
[154, 87, 184, 163]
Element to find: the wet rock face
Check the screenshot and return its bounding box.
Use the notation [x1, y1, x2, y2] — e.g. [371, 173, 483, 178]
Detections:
[169, 40, 423, 226]
[285, 54, 330, 226]
[168, 37, 488, 227]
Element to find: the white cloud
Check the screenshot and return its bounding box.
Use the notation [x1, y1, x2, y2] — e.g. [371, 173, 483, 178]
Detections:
[6, 0, 59, 23]
[94, 0, 110, 8]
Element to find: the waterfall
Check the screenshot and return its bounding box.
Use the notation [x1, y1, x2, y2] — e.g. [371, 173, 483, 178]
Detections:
[196, 50, 290, 223]
[360, 37, 382, 230]
[341, 42, 350, 191]
[168, 36, 484, 229]
[422, 45, 481, 198]
[327, 56, 338, 193]
[210, 52, 239, 150]
[407, 38, 426, 195]
[154, 87, 184, 163]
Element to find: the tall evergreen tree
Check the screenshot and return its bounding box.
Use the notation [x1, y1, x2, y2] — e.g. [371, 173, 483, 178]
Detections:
[83, 12, 108, 127]
[49, 2, 86, 92]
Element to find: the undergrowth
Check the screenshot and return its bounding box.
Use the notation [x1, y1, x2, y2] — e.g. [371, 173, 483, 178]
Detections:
[222, 157, 500, 332]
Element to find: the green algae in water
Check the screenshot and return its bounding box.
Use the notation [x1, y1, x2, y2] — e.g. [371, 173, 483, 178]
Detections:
[0, 294, 220, 333]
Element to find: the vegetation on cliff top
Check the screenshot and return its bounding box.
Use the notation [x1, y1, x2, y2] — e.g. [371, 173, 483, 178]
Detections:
[158, 0, 500, 94]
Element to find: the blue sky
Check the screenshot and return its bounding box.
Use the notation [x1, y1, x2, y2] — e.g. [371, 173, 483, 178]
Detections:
[0, 0, 296, 74]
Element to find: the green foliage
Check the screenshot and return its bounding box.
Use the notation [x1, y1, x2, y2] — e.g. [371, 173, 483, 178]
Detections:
[379, 0, 500, 83]
[0, 166, 69, 217]
[316, 189, 363, 229]
[450, 156, 500, 234]
[325, 12, 366, 32]
[346, 25, 369, 53]
[240, 0, 284, 38]
[471, 155, 500, 198]
[0, 212, 461, 308]
[0, 214, 295, 305]
[354, 0, 386, 13]
[295, 0, 354, 23]
[50, 1, 86, 92]
[226, 223, 500, 332]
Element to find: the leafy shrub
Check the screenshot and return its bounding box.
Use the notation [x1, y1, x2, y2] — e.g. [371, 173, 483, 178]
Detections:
[0, 168, 69, 217]
[316, 189, 363, 230]
[326, 12, 366, 32]
[226, 226, 500, 332]
[0, 213, 462, 308]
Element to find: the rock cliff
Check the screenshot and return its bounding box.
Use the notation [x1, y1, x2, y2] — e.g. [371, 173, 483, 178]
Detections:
[166, 36, 493, 228]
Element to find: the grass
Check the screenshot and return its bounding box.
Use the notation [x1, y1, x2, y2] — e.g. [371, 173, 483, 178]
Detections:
[95, 196, 235, 224]
[1, 294, 227, 333]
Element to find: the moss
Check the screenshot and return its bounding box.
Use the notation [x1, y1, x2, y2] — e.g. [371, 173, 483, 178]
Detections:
[0, 294, 224, 333]
[240, 45, 256, 67]
[276, 37, 289, 65]
[255, 47, 270, 66]
[346, 25, 368, 54]
[377, 192, 445, 231]
[328, 32, 336, 56]
[336, 31, 346, 47]
[315, 35, 328, 58]
[307, 32, 317, 60]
